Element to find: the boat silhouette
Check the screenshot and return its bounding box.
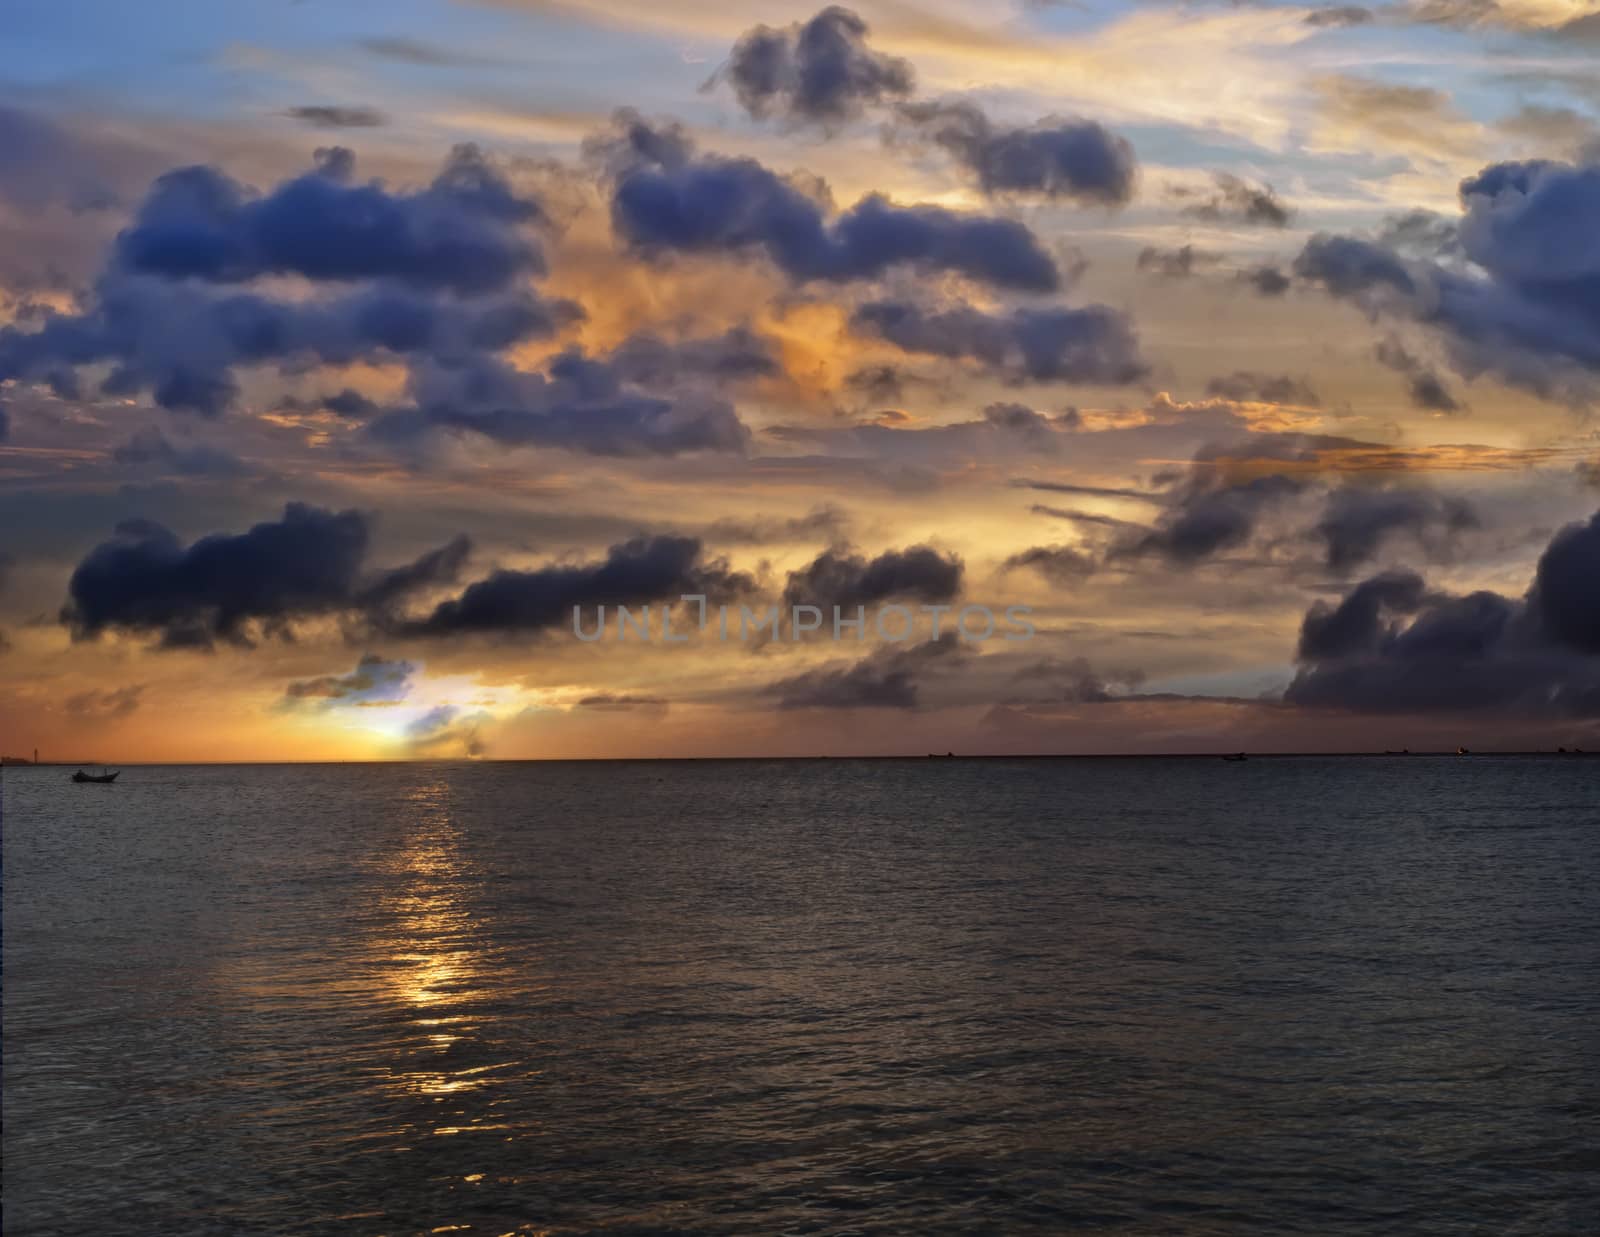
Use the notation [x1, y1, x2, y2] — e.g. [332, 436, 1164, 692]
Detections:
[71, 769, 119, 783]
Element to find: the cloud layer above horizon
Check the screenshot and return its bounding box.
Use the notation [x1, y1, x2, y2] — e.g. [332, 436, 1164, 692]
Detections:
[1, 0, 1597, 760]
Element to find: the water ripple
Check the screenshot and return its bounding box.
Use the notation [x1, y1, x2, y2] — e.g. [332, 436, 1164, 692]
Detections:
[4, 757, 1599, 1234]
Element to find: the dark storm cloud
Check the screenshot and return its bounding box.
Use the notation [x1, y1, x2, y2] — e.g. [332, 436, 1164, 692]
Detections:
[284, 106, 388, 129]
[275, 388, 385, 419]
[985, 401, 1070, 433]
[1453, 155, 1600, 354]
[851, 297, 1146, 384]
[405, 535, 753, 637]
[581, 108, 695, 177]
[357, 535, 472, 618]
[114, 145, 542, 294]
[719, 7, 914, 126]
[1293, 234, 1416, 297]
[895, 101, 1138, 206]
[1003, 544, 1098, 583]
[0, 138, 759, 457]
[366, 327, 764, 454]
[63, 503, 366, 647]
[284, 653, 417, 705]
[769, 633, 967, 710]
[0, 278, 578, 417]
[1205, 371, 1320, 406]
[602, 118, 1062, 292]
[716, 11, 1134, 201]
[1178, 173, 1293, 227]
[1529, 510, 1600, 654]
[1286, 511, 1600, 717]
[0, 144, 576, 419]
[606, 326, 781, 386]
[719, 12, 1135, 204]
[369, 348, 751, 456]
[1137, 244, 1222, 278]
[1294, 155, 1600, 401]
[1288, 600, 1600, 713]
[1406, 369, 1461, 412]
[61, 503, 470, 649]
[1375, 336, 1464, 413]
[1039, 447, 1485, 575]
[1241, 264, 1291, 296]
[782, 544, 963, 612]
[1314, 484, 1477, 572]
[1119, 470, 1307, 566]
[322, 389, 381, 418]
[1014, 440, 1490, 581]
[1296, 569, 1430, 660]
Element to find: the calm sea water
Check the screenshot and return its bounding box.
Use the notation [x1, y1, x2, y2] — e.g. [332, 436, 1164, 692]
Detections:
[3, 757, 1598, 1235]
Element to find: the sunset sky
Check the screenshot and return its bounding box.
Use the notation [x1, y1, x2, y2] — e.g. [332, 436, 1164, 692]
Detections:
[1, 0, 1597, 761]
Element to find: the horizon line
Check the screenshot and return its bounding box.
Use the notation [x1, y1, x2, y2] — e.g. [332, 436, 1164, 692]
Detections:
[4, 750, 1596, 767]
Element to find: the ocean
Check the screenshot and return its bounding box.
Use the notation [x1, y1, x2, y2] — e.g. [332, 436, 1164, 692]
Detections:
[3, 757, 1598, 1234]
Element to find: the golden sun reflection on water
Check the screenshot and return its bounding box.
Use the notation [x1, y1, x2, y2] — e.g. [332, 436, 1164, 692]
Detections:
[369, 776, 532, 1131]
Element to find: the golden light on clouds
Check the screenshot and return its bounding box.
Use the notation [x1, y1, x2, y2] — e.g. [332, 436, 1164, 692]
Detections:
[1, 0, 1596, 761]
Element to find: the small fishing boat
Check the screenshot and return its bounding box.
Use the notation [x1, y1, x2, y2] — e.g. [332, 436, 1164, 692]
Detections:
[71, 769, 119, 783]
[1221, 752, 1248, 762]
